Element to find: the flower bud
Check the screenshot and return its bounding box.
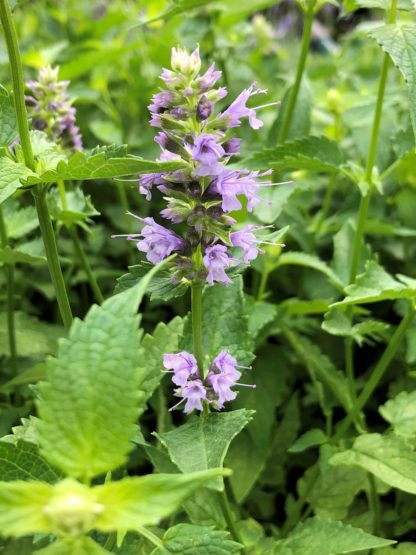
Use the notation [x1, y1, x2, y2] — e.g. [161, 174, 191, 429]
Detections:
[196, 95, 214, 121]
[171, 46, 201, 76]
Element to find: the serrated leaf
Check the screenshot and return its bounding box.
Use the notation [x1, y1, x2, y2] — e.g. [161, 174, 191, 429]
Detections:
[0, 441, 61, 482]
[332, 261, 416, 307]
[0, 157, 36, 205]
[275, 517, 395, 554]
[369, 24, 416, 140]
[289, 429, 327, 453]
[330, 433, 416, 495]
[155, 409, 254, 491]
[115, 265, 188, 300]
[379, 391, 416, 439]
[0, 86, 18, 147]
[37, 263, 165, 481]
[2, 201, 38, 239]
[48, 189, 100, 227]
[250, 136, 345, 173]
[137, 317, 184, 416]
[94, 470, 228, 530]
[152, 523, 241, 554]
[22, 151, 187, 186]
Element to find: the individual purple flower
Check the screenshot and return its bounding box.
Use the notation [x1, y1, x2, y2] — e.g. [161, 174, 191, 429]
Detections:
[207, 371, 239, 408]
[223, 138, 241, 157]
[171, 380, 207, 413]
[196, 95, 214, 121]
[196, 63, 222, 92]
[211, 171, 244, 213]
[137, 173, 166, 200]
[230, 226, 260, 263]
[203, 244, 233, 285]
[237, 170, 272, 211]
[211, 351, 241, 381]
[220, 83, 267, 129]
[163, 352, 199, 387]
[191, 133, 225, 176]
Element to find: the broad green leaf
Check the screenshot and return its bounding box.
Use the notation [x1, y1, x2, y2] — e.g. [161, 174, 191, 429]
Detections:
[137, 316, 184, 416]
[155, 409, 254, 491]
[275, 517, 395, 554]
[332, 261, 416, 307]
[377, 544, 416, 555]
[22, 151, 187, 186]
[245, 297, 276, 339]
[322, 307, 389, 346]
[35, 537, 110, 555]
[219, 0, 284, 25]
[37, 264, 164, 481]
[181, 276, 253, 368]
[298, 445, 367, 520]
[0, 441, 61, 482]
[379, 392, 416, 439]
[289, 429, 327, 453]
[0, 245, 46, 265]
[0, 86, 18, 147]
[332, 220, 370, 286]
[2, 202, 38, 239]
[276, 252, 344, 290]
[369, 25, 416, 140]
[115, 265, 188, 300]
[253, 183, 300, 223]
[94, 470, 228, 530]
[144, 0, 219, 24]
[249, 136, 345, 173]
[0, 157, 36, 206]
[48, 189, 100, 227]
[330, 433, 416, 494]
[0, 312, 62, 359]
[152, 523, 241, 554]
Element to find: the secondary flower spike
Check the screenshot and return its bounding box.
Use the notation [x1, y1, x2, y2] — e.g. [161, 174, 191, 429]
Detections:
[164, 350, 255, 413]
[114, 45, 285, 286]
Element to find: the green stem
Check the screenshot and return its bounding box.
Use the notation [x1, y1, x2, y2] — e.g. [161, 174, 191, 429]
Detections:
[277, 7, 314, 144]
[191, 283, 204, 376]
[256, 267, 270, 301]
[103, 533, 116, 551]
[137, 526, 163, 548]
[315, 174, 335, 234]
[367, 474, 382, 536]
[0, 208, 17, 372]
[218, 489, 247, 553]
[0, 0, 35, 171]
[33, 189, 73, 330]
[335, 304, 414, 440]
[68, 226, 104, 304]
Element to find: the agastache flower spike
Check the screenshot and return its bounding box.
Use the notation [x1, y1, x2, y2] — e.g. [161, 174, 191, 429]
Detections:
[114, 44, 284, 289]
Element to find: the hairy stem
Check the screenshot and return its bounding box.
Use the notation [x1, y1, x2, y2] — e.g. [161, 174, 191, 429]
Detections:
[33, 188, 73, 330]
[0, 208, 17, 372]
[277, 6, 314, 144]
[191, 283, 204, 377]
[0, 0, 35, 171]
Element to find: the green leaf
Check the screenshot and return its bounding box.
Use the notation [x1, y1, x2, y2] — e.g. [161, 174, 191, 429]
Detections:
[245, 297, 276, 339]
[330, 433, 416, 495]
[35, 537, 110, 555]
[144, 0, 219, 24]
[37, 263, 165, 481]
[155, 409, 254, 491]
[152, 523, 241, 554]
[115, 265, 188, 300]
[0, 86, 18, 147]
[369, 25, 416, 140]
[289, 429, 327, 453]
[276, 252, 344, 290]
[332, 261, 416, 307]
[0, 157, 36, 206]
[322, 307, 389, 346]
[22, 151, 187, 186]
[377, 545, 416, 555]
[2, 201, 38, 239]
[0, 441, 61, 482]
[48, 189, 100, 227]
[94, 470, 228, 530]
[275, 517, 395, 554]
[0, 245, 46, 265]
[268, 80, 311, 145]
[249, 136, 345, 173]
[343, 0, 413, 13]
[379, 392, 416, 439]
[137, 317, 184, 416]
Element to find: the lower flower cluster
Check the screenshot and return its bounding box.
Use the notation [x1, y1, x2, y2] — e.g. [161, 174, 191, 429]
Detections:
[163, 350, 254, 413]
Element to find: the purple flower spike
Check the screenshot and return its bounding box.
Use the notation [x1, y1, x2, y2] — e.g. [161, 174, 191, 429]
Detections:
[191, 133, 225, 176]
[220, 83, 267, 129]
[163, 351, 199, 387]
[203, 244, 233, 285]
[133, 216, 185, 264]
[182, 380, 207, 413]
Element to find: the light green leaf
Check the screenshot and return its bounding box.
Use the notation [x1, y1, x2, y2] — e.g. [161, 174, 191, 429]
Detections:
[137, 316, 184, 416]
[0, 157, 36, 205]
[0, 86, 18, 147]
[152, 523, 241, 554]
[332, 220, 370, 286]
[343, 0, 413, 13]
[22, 151, 187, 186]
[275, 517, 395, 554]
[379, 391, 416, 439]
[249, 136, 345, 173]
[245, 298, 276, 339]
[277, 252, 344, 290]
[37, 264, 164, 481]
[369, 25, 416, 140]
[322, 307, 389, 346]
[0, 441, 61, 482]
[0, 245, 46, 265]
[330, 433, 416, 495]
[289, 429, 327, 454]
[332, 261, 416, 307]
[144, 0, 219, 24]
[35, 537, 110, 555]
[48, 189, 100, 227]
[155, 409, 254, 491]
[2, 202, 38, 239]
[94, 470, 228, 530]
[377, 544, 416, 555]
[115, 265, 188, 300]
